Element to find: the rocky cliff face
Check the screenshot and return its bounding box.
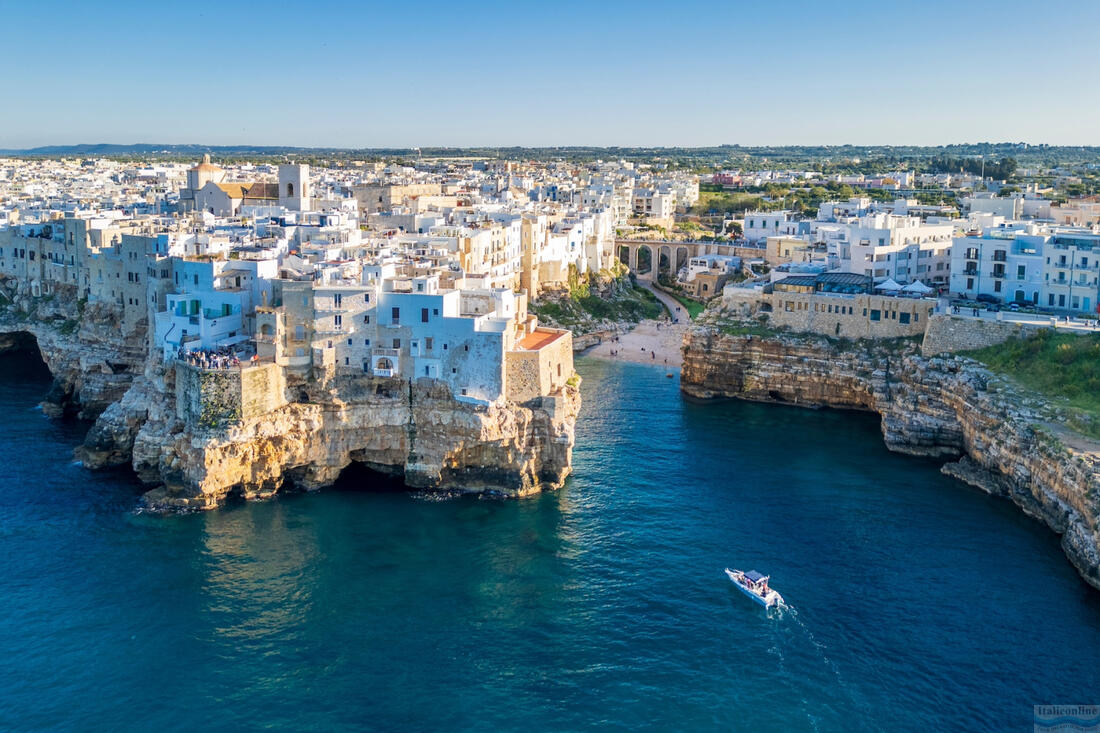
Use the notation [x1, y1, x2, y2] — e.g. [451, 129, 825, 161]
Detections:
[682, 327, 1100, 591]
[0, 279, 146, 419]
[127, 370, 580, 511]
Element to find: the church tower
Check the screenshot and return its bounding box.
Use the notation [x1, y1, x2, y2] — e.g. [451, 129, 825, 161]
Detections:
[278, 164, 310, 211]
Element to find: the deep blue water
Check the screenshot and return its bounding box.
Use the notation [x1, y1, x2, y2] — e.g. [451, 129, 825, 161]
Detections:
[1, 352, 1099, 731]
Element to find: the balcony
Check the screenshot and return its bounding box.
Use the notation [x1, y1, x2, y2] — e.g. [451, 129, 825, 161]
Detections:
[989, 272, 1006, 279]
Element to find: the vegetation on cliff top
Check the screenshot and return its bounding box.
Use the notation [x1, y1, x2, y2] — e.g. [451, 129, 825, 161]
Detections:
[967, 330, 1100, 438]
[529, 268, 662, 330]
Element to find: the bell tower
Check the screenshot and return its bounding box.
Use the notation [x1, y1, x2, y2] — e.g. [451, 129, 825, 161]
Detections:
[278, 163, 310, 211]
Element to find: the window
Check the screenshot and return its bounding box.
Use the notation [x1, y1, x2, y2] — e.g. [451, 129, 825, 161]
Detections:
[393, 339, 401, 349]
[421, 308, 429, 323]
[334, 314, 342, 327]
[347, 339, 353, 346]
[1018, 265, 1026, 280]
[363, 315, 370, 324]
[993, 281, 1002, 293]
[295, 325, 305, 340]
[966, 277, 974, 290]
[899, 312, 911, 324]
[464, 345, 469, 351]
[392, 307, 400, 323]
[870, 309, 881, 321]
[334, 293, 342, 307]
[425, 337, 433, 351]
[432, 308, 439, 316]
[364, 339, 370, 346]
[364, 293, 370, 303]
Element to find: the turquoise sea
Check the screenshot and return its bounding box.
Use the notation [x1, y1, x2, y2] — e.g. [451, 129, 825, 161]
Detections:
[1, 353, 1098, 731]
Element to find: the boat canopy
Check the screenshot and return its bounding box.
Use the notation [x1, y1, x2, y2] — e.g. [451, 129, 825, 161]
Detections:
[744, 571, 766, 582]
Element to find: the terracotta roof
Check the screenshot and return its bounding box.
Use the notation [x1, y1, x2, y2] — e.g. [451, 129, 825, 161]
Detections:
[519, 328, 565, 351]
[243, 182, 278, 201]
[192, 162, 222, 172]
[214, 183, 248, 199]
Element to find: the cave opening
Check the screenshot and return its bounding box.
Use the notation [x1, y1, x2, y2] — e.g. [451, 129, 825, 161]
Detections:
[331, 461, 408, 494]
[0, 331, 49, 380]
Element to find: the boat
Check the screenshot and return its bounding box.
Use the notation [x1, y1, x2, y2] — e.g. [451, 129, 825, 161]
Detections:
[725, 568, 783, 608]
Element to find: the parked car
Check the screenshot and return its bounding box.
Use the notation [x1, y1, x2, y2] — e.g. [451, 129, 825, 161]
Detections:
[976, 293, 1001, 304]
[1008, 302, 1021, 311]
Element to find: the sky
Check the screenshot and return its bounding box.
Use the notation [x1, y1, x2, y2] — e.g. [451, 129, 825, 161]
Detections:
[1, 0, 1099, 149]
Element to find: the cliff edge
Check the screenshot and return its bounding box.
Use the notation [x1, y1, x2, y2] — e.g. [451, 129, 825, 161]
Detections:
[681, 325, 1100, 591]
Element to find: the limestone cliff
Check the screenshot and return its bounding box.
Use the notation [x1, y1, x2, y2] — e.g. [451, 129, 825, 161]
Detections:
[130, 370, 579, 511]
[682, 326, 1100, 591]
[0, 279, 146, 418]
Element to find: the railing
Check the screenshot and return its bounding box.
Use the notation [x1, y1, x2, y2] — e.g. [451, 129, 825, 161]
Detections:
[373, 348, 400, 357]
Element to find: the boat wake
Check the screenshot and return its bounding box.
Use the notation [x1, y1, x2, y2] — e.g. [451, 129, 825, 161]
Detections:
[772, 604, 872, 724]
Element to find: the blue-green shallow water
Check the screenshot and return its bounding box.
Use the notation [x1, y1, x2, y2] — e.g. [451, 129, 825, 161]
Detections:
[1, 353, 1099, 732]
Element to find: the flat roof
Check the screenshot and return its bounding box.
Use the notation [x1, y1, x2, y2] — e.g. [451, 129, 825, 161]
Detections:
[519, 328, 565, 351]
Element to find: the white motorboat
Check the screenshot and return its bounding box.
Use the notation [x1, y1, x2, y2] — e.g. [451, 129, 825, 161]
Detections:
[725, 568, 783, 608]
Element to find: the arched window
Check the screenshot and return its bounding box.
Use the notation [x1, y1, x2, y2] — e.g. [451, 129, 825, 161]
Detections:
[287, 182, 294, 197]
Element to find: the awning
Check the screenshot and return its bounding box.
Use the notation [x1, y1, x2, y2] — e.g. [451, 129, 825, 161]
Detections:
[874, 278, 903, 291]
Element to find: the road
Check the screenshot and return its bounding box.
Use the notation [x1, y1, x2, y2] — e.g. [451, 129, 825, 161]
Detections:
[935, 297, 1100, 333]
[639, 280, 690, 325]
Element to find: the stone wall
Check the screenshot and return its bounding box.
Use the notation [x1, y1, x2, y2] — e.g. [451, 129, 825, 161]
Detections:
[505, 330, 573, 404]
[176, 362, 287, 430]
[723, 288, 934, 339]
[921, 313, 1045, 357]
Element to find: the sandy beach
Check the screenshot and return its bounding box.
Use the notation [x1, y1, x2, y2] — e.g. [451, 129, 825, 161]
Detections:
[583, 318, 687, 368]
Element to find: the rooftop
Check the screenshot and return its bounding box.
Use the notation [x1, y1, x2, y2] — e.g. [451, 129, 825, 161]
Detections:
[518, 328, 566, 351]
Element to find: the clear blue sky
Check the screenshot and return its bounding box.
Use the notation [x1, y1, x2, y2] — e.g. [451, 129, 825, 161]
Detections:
[3, 0, 1098, 149]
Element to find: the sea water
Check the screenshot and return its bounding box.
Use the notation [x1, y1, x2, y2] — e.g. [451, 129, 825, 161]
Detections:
[1, 353, 1098, 731]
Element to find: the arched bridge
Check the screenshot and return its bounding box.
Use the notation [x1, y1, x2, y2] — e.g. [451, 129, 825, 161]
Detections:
[614, 239, 765, 281]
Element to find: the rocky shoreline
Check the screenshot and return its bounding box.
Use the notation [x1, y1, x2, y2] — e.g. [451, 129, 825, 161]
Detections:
[681, 326, 1100, 591]
[0, 281, 579, 511]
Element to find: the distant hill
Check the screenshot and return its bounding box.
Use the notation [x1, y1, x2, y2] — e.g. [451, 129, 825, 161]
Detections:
[2, 142, 1099, 170]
